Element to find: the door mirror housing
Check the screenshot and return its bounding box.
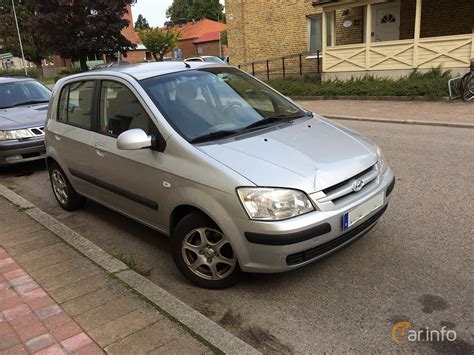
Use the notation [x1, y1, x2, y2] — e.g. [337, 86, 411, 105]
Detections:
[117, 129, 153, 150]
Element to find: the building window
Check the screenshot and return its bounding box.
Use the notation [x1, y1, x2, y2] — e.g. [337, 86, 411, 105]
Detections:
[380, 14, 396, 24]
[308, 13, 333, 53]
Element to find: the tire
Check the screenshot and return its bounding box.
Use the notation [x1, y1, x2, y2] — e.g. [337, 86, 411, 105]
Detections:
[461, 73, 473, 101]
[171, 212, 242, 289]
[48, 162, 85, 211]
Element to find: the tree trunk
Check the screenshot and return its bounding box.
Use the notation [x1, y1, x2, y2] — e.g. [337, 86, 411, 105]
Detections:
[79, 57, 89, 72]
[34, 61, 44, 79]
[159, 53, 164, 62]
[152, 53, 159, 61]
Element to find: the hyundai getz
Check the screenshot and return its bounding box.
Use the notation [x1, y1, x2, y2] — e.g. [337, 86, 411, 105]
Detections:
[45, 63, 395, 289]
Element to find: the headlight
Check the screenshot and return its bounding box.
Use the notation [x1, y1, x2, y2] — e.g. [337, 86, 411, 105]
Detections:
[237, 188, 314, 221]
[375, 144, 387, 173]
[0, 129, 34, 141]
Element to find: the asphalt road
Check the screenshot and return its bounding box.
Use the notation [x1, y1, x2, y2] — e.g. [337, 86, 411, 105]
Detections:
[1, 121, 473, 354]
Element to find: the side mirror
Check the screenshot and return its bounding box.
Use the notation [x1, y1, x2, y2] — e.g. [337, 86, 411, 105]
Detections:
[117, 129, 153, 150]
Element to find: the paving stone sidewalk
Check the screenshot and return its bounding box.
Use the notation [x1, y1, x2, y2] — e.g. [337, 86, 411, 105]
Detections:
[297, 100, 474, 125]
[0, 198, 211, 354]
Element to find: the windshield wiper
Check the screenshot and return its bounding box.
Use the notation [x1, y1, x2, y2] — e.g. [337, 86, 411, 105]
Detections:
[189, 130, 241, 144]
[12, 100, 49, 107]
[242, 112, 311, 131]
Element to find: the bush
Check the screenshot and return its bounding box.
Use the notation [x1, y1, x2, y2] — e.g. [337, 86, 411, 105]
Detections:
[59, 67, 81, 76]
[266, 68, 451, 98]
[0, 68, 38, 78]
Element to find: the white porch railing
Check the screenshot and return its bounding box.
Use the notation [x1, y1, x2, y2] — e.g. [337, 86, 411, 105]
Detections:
[323, 34, 473, 73]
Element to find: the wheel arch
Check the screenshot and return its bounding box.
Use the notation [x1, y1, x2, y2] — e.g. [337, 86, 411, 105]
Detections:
[169, 204, 214, 236]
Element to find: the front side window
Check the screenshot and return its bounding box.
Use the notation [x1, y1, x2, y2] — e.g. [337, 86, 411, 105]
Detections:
[0, 81, 50, 109]
[99, 81, 155, 138]
[58, 81, 94, 129]
[140, 68, 307, 142]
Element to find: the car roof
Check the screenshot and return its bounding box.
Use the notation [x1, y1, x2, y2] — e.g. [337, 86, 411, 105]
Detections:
[0, 76, 36, 84]
[64, 62, 227, 81]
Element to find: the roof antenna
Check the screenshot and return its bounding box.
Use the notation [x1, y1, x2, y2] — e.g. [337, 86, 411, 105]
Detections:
[184, 62, 191, 68]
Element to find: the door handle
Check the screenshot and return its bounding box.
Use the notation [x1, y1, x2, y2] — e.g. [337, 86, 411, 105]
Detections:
[54, 134, 61, 141]
[95, 143, 106, 157]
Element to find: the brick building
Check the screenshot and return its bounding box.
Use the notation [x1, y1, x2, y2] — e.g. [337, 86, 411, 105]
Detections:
[226, 0, 473, 78]
[173, 19, 227, 59]
[119, 4, 149, 63]
[193, 31, 227, 57]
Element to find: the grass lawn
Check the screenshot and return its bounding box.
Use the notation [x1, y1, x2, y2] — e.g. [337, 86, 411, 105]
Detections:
[266, 68, 451, 98]
[41, 77, 56, 86]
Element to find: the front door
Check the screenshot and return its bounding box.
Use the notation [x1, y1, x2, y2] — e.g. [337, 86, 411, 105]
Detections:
[372, 1, 401, 42]
[91, 79, 165, 230]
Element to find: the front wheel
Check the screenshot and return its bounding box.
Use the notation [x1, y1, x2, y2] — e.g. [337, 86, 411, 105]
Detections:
[171, 213, 242, 289]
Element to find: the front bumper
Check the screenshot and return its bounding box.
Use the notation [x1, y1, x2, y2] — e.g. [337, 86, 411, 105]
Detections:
[0, 138, 46, 166]
[224, 168, 395, 273]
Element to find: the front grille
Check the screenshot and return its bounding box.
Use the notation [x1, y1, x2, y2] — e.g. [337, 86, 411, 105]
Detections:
[28, 126, 45, 137]
[323, 166, 373, 195]
[286, 204, 387, 266]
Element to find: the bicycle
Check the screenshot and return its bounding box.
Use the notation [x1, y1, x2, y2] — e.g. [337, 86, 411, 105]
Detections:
[449, 66, 473, 101]
[460, 70, 473, 101]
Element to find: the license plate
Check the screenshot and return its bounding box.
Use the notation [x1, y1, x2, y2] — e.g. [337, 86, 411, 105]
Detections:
[343, 193, 384, 230]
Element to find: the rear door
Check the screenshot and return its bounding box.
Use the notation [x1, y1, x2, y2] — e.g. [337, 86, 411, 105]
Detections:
[89, 79, 164, 229]
[49, 80, 101, 196]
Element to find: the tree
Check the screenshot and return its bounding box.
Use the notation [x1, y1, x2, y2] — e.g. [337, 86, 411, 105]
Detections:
[166, 0, 223, 22]
[32, 0, 137, 72]
[139, 28, 179, 62]
[0, 0, 51, 78]
[134, 14, 150, 30]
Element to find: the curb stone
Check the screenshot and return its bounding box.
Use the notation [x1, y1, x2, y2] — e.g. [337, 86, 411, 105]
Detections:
[323, 114, 474, 129]
[0, 183, 261, 355]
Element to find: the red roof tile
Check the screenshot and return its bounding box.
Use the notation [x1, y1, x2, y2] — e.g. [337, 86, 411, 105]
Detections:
[178, 19, 226, 41]
[193, 31, 222, 44]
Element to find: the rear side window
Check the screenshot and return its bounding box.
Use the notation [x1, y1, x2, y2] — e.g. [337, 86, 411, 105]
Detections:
[58, 81, 95, 129]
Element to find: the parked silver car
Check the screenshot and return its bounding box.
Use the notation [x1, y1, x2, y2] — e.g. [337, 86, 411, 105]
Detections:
[0, 77, 51, 166]
[45, 63, 395, 288]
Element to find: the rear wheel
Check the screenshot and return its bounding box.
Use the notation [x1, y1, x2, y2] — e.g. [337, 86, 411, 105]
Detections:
[48, 162, 85, 211]
[171, 213, 242, 289]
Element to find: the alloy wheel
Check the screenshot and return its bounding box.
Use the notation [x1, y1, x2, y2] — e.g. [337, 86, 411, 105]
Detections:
[51, 169, 68, 205]
[181, 227, 236, 281]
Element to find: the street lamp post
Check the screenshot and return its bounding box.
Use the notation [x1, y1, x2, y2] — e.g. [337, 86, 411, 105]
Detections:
[11, 0, 28, 75]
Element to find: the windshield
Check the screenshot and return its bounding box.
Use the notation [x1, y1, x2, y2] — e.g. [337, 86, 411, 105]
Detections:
[140, 68, 306, 142]
[0, 80, 51, 109]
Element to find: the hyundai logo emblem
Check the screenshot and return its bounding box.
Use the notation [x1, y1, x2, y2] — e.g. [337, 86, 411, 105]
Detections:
[352, 179, 364, 192]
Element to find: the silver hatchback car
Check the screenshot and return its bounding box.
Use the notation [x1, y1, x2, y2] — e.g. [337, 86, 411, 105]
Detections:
[45, 63, 395, 288]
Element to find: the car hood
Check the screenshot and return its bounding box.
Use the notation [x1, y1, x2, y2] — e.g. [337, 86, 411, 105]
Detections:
[198, 115, 378, 193]
[0, 104, 48, 130]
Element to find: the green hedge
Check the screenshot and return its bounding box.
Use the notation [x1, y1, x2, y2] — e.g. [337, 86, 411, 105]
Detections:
[266, 68, 451, 97]
[0, 68, 38, 78]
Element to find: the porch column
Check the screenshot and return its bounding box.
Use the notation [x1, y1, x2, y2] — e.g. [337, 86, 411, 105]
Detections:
[322, 10, 327, 51]
[330, 11, 336, 47]
[322, 9, 327, 71]
[365, 4, 372, 70]
[413, 0, 422, 68]
[471, 27, 474, 61]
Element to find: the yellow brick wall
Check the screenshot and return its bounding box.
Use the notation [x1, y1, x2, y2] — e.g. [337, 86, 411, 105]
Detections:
[335, 7, 364, 45]
[226, 1, 367, 66]
[226, 0, 321, 65]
